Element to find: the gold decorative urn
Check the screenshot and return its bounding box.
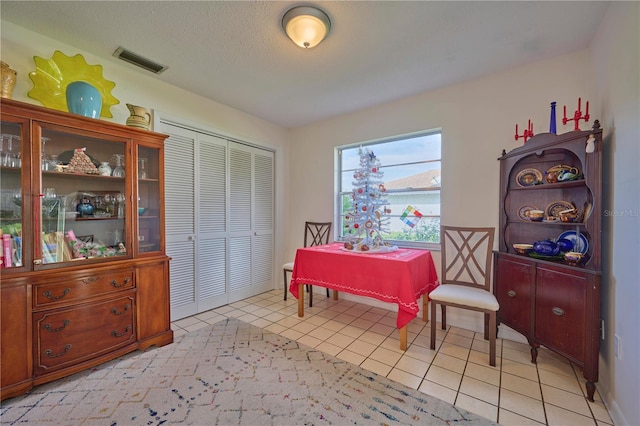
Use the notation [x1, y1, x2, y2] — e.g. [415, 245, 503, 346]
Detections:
[1, 61, 17, 99]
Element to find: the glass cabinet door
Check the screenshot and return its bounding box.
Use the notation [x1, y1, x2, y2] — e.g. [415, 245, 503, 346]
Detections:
[137, 145, 161, 253]
[37, 124, 129, 266]
[0, 123, 25, 269]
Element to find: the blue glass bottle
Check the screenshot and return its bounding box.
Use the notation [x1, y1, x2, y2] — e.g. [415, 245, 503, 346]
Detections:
[549, 101, 557, 134]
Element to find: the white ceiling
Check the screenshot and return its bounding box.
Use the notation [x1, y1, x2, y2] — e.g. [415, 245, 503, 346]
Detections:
[1, 1, 610, 128]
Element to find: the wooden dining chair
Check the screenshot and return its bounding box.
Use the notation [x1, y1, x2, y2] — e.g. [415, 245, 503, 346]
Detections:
[429, 226, 499, 366]
[283, 221, 332, 306]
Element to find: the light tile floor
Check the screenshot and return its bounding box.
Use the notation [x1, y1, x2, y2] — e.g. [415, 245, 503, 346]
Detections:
[171, 289, 614, 426]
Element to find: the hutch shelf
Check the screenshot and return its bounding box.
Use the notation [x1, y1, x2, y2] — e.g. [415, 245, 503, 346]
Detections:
[493, 122, 603, 401]
[1, 99, 173, 401]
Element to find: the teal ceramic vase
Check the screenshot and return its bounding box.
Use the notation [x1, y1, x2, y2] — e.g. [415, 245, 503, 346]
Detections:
[66, 81, 102, 118]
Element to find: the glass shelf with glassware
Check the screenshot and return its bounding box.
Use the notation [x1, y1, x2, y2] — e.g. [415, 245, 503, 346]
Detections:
[136, 145, 161, 255]
[34, 124, 131, 266]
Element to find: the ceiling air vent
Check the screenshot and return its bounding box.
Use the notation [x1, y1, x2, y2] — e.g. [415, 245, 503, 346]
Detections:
[113, 47, 168, 74]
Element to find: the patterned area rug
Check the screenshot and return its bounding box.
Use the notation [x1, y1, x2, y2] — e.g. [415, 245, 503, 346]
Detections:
[1, 318, 498, 425]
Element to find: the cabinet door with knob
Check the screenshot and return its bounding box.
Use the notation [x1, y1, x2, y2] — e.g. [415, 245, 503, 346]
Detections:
[494, 255, 533, 338]
[535, 265, 593, 363]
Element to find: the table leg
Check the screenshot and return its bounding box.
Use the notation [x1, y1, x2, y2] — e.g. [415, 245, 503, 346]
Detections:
[422, 295, 428, 322]
[298, 283, 304, 317]
[333, 290, 338, 300]
[400, 326, 407, 351]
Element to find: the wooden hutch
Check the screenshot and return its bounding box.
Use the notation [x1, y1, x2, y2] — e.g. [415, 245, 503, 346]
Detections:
[1, 99, 173, 400]
[493, 122, 602, 401]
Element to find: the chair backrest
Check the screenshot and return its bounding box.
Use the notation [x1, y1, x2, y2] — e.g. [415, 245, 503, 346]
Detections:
[441, 226, 495, 291]
[304, 221, 332, 247]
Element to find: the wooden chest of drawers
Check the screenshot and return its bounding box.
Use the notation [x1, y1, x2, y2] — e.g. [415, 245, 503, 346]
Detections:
[33, 293, 136, 374]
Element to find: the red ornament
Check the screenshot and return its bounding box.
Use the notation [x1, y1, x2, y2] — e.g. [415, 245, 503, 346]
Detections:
[372, 167, 377, 172]
[354, 224, 359, 229]
[357, 188, 363, 194]
[362, 206, 367, 211]
[379, 184, 386, 192]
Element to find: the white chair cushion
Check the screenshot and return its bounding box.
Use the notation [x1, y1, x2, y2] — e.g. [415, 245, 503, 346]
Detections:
[429, 284, 499, 311]
[283, 262, 294, 271]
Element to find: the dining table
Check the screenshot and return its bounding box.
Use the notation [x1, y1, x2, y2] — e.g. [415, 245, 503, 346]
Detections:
[289, 242, 439, 350]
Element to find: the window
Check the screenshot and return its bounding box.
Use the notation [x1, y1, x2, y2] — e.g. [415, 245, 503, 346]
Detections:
[336, 131, 441, 248]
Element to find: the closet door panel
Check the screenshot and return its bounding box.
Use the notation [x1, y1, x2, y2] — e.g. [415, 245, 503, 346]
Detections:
[252, 150, 274, 293]
[197, 135, 228, 310]
[228, 144, 252, 302]
[163, 127, 197, 320]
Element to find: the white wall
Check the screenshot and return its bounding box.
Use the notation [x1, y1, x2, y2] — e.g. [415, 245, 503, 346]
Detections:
[1, 20, 291, 295]
[590, 3, 640, 425]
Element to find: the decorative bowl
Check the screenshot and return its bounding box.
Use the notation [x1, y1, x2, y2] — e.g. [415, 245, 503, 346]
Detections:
[513, 243, 534, 255]
[533, 240, 560, 256]
[564, 251, 584, 265]
[559, 208, 579, 223]
[28, 50, 119, 118]
[528, 209, 544, 222]
[138, 207, 147, 216]
[556, 238, 574, 252]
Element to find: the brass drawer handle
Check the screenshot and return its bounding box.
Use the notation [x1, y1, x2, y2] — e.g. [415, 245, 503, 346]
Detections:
[111, 304, 131, 316]
[552, 307, 565, 316]
[112, 325, 132, 338]
[44, 344, 72, 358]
[507, 290, 516, 298]
[43, 288, 70, 300]
[110, 277, 132, 288]
[82, 277, 98, 284]
[44, 320, 70, 332]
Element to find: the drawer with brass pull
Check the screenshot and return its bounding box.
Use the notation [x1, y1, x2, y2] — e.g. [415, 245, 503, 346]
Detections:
[33, 270, 134, 309]
[33, 293, 136, 374]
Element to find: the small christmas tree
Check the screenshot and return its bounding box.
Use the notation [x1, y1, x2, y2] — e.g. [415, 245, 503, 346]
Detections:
[343, 147, 394, 251]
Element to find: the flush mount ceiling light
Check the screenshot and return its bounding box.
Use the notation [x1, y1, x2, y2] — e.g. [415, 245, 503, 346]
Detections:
[282, 5, 331, 49]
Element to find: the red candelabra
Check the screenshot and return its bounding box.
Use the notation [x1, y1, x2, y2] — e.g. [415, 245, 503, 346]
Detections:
[515, 119, 534, 143]
[562, 97, 590, 131]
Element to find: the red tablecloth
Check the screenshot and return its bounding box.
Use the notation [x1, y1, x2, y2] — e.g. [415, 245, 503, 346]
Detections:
[290, 243, 439, 329]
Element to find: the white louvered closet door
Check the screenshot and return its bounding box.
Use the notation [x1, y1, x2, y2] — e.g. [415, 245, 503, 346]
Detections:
[228, 142, 274, 303]
[252, 148, 274, 295]
[162, 121, 274, 320]
[163, 125, 197, 320]
[196, 134, 228, 312]
[163, 125, 229, 320]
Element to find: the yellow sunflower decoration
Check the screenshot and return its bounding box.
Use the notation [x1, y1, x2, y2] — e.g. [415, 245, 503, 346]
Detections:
[28, 51, 119, 118]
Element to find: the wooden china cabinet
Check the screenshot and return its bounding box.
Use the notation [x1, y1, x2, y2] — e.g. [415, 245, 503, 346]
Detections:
[0, 99, 173, 401]
[493, 122, 602, 401]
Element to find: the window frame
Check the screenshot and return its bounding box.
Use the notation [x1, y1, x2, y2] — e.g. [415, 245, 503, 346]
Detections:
[335, 130, 442, 250]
